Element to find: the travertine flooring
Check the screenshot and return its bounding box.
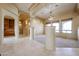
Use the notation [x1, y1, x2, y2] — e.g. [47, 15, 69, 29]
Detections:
[34, 35, 79, 48]
[1, 35, 79, 56]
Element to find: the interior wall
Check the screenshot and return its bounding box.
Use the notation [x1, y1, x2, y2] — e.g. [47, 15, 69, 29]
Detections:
[0, 9, 3, 53]
[53, 12, 79, 40]
[2, 9, 19, 39]
[0, 4, 18, 15]
[0, 4, 19, 42]
[32, 18, 44, 35]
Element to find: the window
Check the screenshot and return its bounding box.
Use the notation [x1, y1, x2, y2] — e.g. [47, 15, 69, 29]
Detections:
[46, 22, 59, 32]
[62, 20, 72, 33]
[46, 23, 51, 26]
[52, 22, 59, 32]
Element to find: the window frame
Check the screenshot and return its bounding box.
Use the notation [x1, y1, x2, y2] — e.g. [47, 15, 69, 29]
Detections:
[61, 19, 72, 33]
[52, 22, 60, 32]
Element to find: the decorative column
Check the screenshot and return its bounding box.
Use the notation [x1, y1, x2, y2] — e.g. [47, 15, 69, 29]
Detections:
[30, 26, 34, 40]
[0, 9, 3, 55]
[45, 16, 56, 51]
[14, 14, 19, 42]
[45, 26, 56, 51]
[29, 16, 34, 40]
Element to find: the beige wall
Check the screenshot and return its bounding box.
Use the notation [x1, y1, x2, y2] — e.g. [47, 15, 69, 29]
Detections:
[32, 18, 44, 35]
[0, 4, 19, 46]
[2, 8, 19, 39]
[0, 9, 3, 53]
[0, 4, 18, 53]
[53, 12, 79, 40]
[0, 4, 18, 15]
[31, 12, 79, 40]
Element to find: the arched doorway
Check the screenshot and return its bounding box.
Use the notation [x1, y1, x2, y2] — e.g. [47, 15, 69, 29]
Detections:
[19, 12, 30, 37]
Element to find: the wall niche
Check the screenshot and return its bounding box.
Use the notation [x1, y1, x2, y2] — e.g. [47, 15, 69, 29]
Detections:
[4, 16, 15, 36]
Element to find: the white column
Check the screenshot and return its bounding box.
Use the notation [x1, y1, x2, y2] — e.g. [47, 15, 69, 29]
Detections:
[14, 16, 19, 43]
[29, 15, 34, 40]
[0, 9, 3, 54]
[30, 27, 34, 40]
[45, 26, 56, 51]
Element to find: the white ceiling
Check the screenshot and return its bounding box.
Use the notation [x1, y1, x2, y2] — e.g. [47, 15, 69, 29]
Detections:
[15, 3, 32, 12]
[35, 3, 76, 19]
[15, 3, 76, 19]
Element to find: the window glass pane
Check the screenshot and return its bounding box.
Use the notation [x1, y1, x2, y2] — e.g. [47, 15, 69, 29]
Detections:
[46, 24, 51, 26]
[46, 22, 59, 32]
[62, 31, 72, 33]
[66, 31, 72, 33]
[62, 20, 72, 30]
[62, 31, 66, 33]
[56, 30, 59, 32]
[62, 20, 72, 33]
[53, 22, 59, 32]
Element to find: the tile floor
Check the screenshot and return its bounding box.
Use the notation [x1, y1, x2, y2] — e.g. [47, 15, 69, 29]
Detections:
[34, 35, 79, 48]
[1, 35, 79, 56]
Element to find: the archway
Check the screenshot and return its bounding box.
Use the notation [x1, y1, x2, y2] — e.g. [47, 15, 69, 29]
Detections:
[19, 12, 30, 37]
